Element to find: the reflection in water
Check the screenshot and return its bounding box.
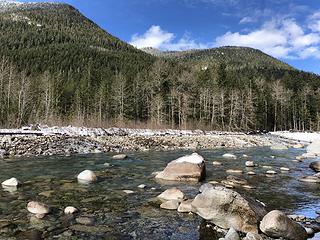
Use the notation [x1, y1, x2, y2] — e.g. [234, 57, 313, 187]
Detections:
[0, 147, 318, 239]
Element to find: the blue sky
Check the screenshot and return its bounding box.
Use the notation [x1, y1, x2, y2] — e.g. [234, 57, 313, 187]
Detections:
[18, 0, 320, 74]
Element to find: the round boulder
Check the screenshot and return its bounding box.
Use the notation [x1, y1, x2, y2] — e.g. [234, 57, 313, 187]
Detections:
[260, 210, 308, 240]
[77, 170, 97, 183]
[27, 201, 50, 215]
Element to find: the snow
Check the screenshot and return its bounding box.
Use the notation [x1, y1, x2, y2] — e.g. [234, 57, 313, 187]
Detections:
[270, 131, 320, 143]
[175, 153, 204, 164]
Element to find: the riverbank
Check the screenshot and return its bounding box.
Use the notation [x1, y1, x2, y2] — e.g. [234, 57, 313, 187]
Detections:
[0, 126, 279, 158]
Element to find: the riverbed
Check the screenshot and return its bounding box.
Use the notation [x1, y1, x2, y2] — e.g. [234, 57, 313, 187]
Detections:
[0, 146, 319, 239]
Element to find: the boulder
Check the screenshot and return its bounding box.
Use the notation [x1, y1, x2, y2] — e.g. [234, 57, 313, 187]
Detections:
[160, 200, 180, 210]
[155, 153, 206, 182]
[260, 210, 308, 240]
[245, 161, 256, 167]
[310, 161, 320, 172]
[199, 183, 214, 193]
[1, 177, 20, 187]
[307, 141, 320, 155]
[77, 170, 97, 183]
[177, 199, 193, 213]
[64, 206, 78, 214]
[112, 154, 127, 160]
[157, 188, 185, 202]
[299, 176, 320, 183]
[27, 201, 50, 215]
[191, 186, 267, 233]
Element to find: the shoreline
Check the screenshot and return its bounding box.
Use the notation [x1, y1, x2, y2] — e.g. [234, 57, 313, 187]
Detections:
[0, 126, 315, 159]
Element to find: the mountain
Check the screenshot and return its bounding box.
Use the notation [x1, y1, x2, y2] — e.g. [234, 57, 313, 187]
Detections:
[0, 1, 320, 132]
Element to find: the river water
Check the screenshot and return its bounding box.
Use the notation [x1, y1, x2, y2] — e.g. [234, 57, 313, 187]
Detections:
[0, 147, 319, 239]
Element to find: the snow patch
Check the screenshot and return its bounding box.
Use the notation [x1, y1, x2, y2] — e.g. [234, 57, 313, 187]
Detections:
[270, 131, 320, 143]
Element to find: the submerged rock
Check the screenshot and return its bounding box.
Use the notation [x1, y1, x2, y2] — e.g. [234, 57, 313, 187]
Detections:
[310, 161, 320, 172]
[155, 153, 206, 182]
[191, 186, 267, 233]
[260, 210, 308, 240]
[76, 216, 96, 226]
[77, 170, 97, 183]
[27, 201, 50, 216]
[157, 188, 185, 202]
[222, 153, 237, 159]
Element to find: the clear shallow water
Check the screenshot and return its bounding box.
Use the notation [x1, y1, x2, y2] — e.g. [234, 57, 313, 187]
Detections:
[0, 147, 319, 239]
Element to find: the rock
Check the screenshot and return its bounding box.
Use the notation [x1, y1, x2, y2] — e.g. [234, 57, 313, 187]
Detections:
[302, 152, 317, 158]
[299, 176, 320, 183]
[304, 227, 314, 235]
[157, 188, 185, 202]
[243, 232, 263, 240]
[64, 206, 78, 214]
[280, 167, 290, 171]
[177, 199, 193, 213]
[307, 141, 320, 155]
[247, 171, 256, 175]
[0, 149, 6, 158]
[160, 200, 180, 210]
[226, 175, 247, 185]
[262, 165, 273, 169]
[76, 216, 96, 226]
[260, 210, 308, 240]
[314, 173, 320, 178]
[213, 161, 222, 166]
[123, 190, 134, 194]
[293, 144, 304, 149]
[191, 186, 267, 233]
[266, 170, 277, 175]
[27, 201, 50, 216]
[288, 214, 306, 221]
[155, 153, 206, 182]
[112, 154, 127, 160]
[77, 170, 97, 183]
[310, 161, 320, 172]
[245, 161, 256, 167]
[223, 153, 237, 159]
[199, 183, 214, 193]
[138, 184, 146, 189]
[242, 185, 255, 189]
[270, 144, 288, 150]
[226, 169, 243, 174]
[224, 227, 240, 240]
[1, 177, 20, 187]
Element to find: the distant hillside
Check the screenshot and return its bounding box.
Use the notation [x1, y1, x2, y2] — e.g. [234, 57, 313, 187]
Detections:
[0, 1, 320, 132]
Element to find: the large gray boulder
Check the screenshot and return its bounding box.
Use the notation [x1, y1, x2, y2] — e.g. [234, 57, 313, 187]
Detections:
[260, 210, 308, 240]
[310, 161, 320, 172]
[307, 141, 320, 156]
[191, 186, 266, 233]
[155, 153, 206, 182]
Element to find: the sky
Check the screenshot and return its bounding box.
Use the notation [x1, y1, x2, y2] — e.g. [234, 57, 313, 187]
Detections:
[18, 0, 320, 74]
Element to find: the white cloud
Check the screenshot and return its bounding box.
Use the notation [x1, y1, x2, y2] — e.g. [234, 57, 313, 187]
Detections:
[215, 18, 320, 59]
[130, 25, 174, 49]
[308, 12, 320, 32]
[239, 17, 256, 24]
[130, 25, 208, 51]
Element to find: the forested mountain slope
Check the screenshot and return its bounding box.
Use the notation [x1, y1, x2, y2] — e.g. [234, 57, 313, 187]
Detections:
[1, 1, 320, 131]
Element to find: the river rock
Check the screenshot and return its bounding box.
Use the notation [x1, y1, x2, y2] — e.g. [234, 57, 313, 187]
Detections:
[191, 186, 267, 233]
[77, 170, 97, 183]
[270, 144, 288, 150]
[224, 227, 240, 240]
[213, 161, 222, 165]
[307, 141, 320, 155]
[27, 201, 50, 216]
[243, 232, 264, 240]
[280, 167, 290, 171]
[155, 153, 206, 182]
[0, 149, 5, 158]
[223, 153, 237, 159]
[226, 175, 247, 185]
[299, 176, 320, 183]
[226, 169, 243, 174]
[157, 188, 185, 202]
[245, 161, 256, 167]
[199, 183, 214, 193]
[160, 200, 180, 210]
[112, 154, 127, 160]
[310, 161, 320, 172]
[266, 170, 277, 175]
[64, 206, 78, 214]
[76, 216, 95, 226]
[260, 210, 308, 240]
[293, 144, 304, 149]
[177, 199, 193, 213]
[247, 171, 256, 175]
[1, 177, 20, 187]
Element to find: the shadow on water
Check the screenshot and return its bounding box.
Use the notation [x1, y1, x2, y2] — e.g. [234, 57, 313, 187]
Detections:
[0, 146, 319, 239]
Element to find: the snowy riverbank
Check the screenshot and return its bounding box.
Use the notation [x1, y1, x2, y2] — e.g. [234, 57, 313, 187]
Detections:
[270, 131, 320, 143]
